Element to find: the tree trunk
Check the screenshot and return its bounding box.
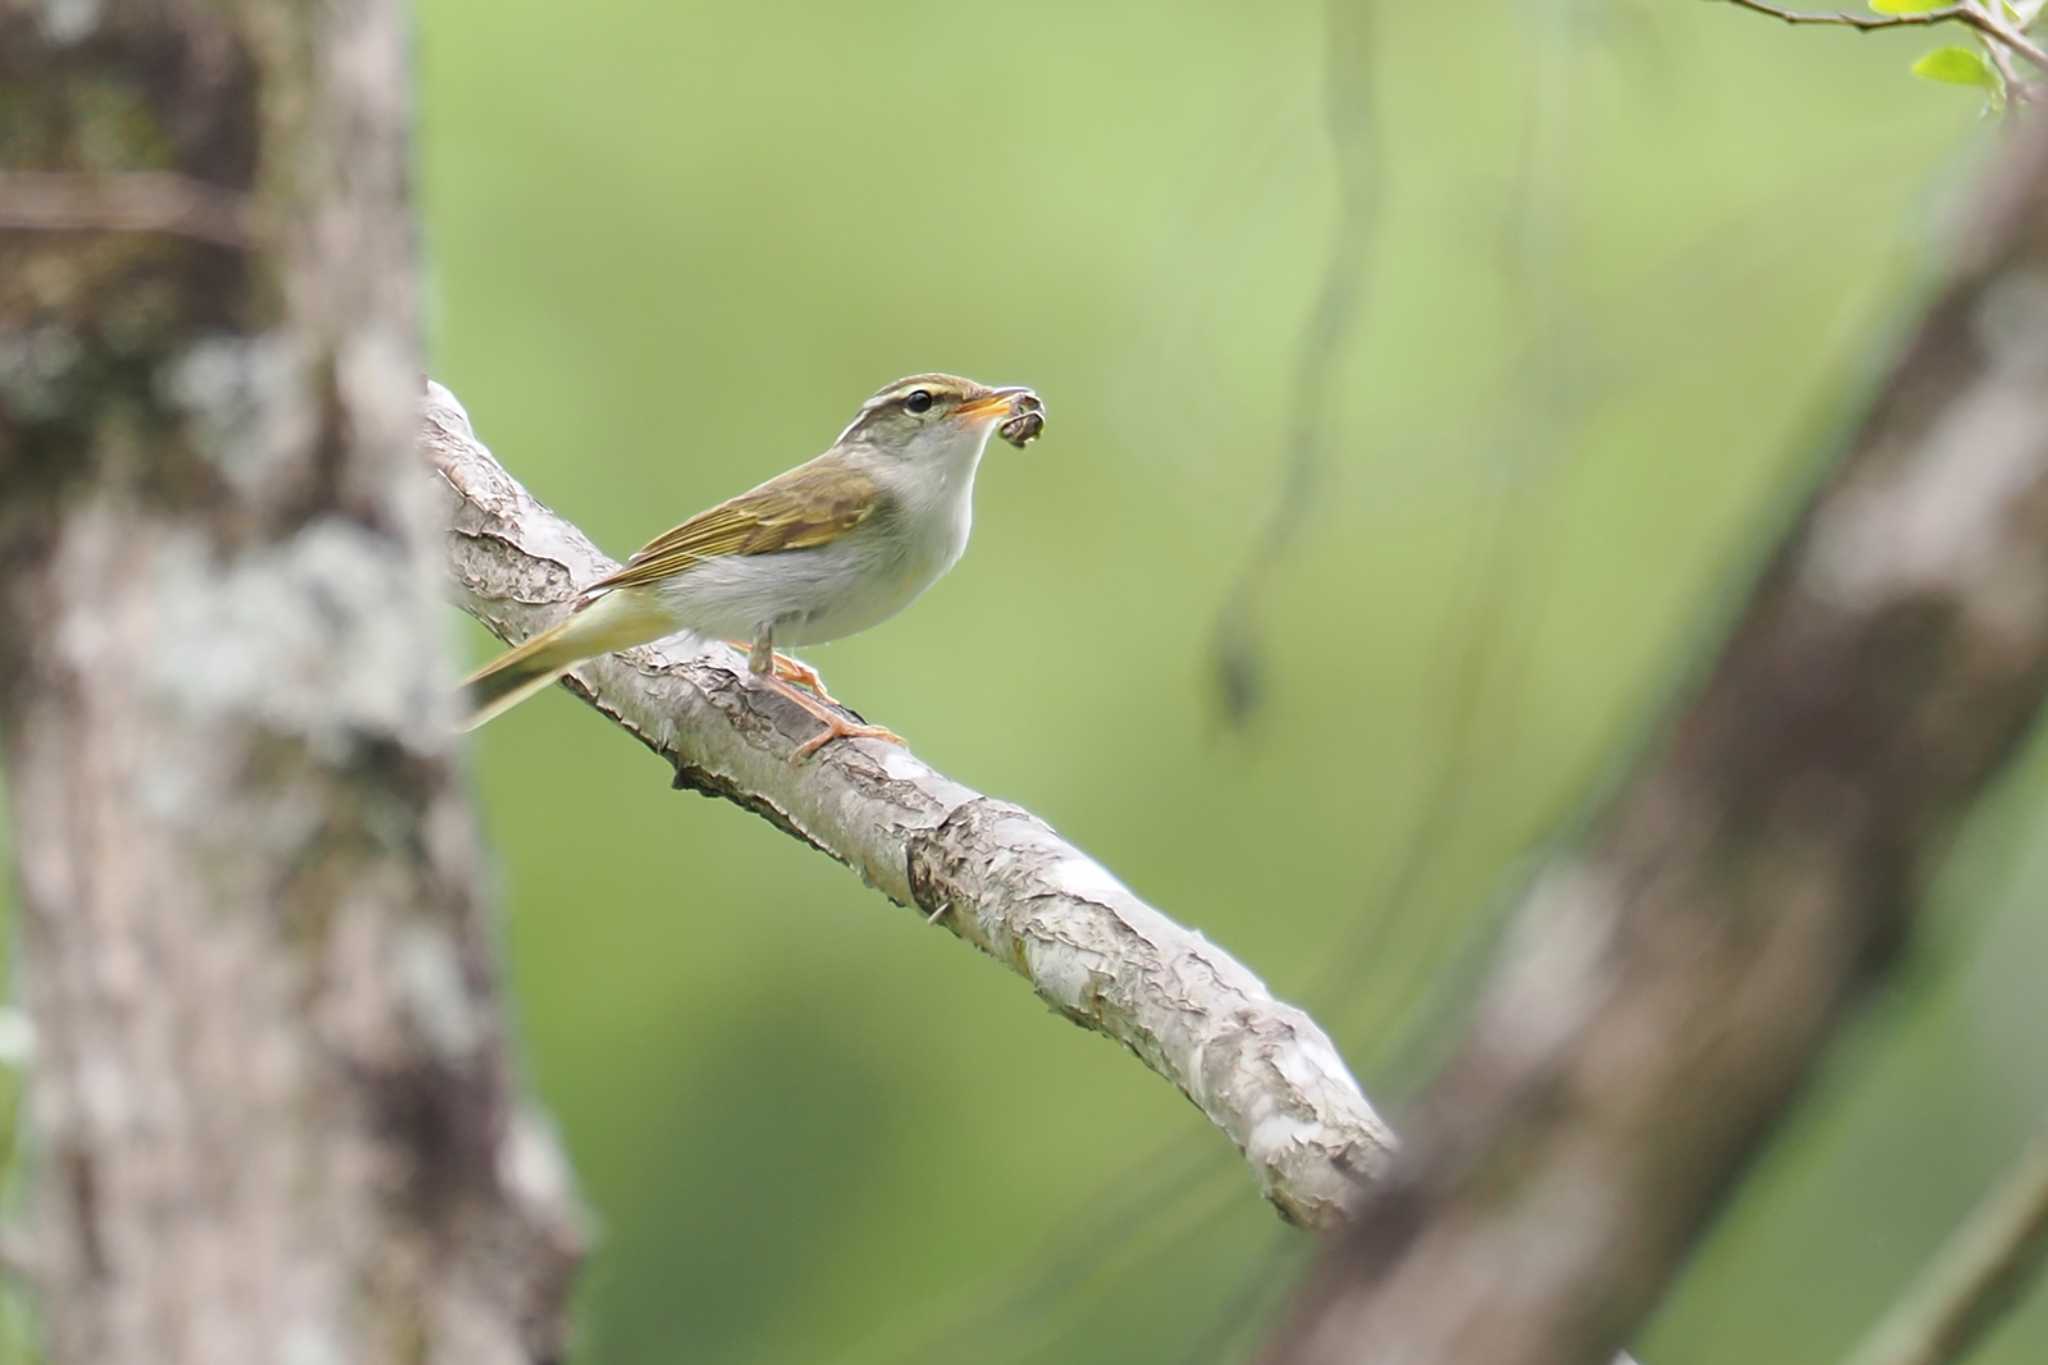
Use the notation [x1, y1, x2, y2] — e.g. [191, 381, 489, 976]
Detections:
[1262, 121, 2048, 1365]
[0, 4, 581, 1362]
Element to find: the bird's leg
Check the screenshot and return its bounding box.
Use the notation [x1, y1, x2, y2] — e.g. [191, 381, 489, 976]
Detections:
[730, 636, 840, 707]
[748, 623, 901, 761]
[746, 624, 777, 678]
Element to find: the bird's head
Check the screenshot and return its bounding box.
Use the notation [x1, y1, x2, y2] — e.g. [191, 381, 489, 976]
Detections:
[834, 373, 1044, 467]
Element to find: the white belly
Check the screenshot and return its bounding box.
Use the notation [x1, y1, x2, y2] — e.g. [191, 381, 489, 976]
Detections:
[642, 500, 970, 648]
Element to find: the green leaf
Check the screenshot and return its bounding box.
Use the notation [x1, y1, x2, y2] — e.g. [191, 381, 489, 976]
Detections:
[1870, 0, 1950, 12]
[1911, 45, 2001, 87]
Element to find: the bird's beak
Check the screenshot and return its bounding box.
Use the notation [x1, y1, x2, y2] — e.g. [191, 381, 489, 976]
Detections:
[953, 385, 1039, 424]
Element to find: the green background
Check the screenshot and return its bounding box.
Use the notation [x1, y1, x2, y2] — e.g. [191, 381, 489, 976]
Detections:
[12, 1, 2048, 1361]
[414, 0, 2048, 1360]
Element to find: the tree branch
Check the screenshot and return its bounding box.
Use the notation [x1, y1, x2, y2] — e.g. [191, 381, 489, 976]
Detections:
[1260, 117, 2048, 1365]
[422, 384, 1398, 1230]
[1844, 1127, 2048, 1365]
[0, 171, 257, 249]
[1715, 1, 2048, 74]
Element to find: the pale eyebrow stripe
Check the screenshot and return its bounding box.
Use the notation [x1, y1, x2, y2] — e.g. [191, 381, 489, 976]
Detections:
[838, 380, 962, 442]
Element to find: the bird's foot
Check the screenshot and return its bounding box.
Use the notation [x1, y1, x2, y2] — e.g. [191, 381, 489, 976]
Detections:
[790, 712, 905, 763]
[760, 674, 903, 762]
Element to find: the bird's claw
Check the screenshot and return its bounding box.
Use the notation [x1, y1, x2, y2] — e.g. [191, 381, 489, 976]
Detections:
[789, 714, 905, 763]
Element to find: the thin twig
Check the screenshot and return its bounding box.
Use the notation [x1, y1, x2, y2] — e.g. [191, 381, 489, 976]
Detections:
[1981, 35, 2029, 99]
[1843, 1128, 2048, 1365]
[1716, 1, 2048, 74]
[1211, 0, 1380, 725]
[0, 172, 257, 249]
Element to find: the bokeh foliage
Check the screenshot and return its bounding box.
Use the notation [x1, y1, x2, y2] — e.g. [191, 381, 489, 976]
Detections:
[3, 1, 2045, 1362]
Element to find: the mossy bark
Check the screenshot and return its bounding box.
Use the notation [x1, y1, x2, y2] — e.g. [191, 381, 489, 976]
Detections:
[0, 4, 581, 1361]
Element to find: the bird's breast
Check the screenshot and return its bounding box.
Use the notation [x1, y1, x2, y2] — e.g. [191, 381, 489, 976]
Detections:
[784, 473, 974, 645]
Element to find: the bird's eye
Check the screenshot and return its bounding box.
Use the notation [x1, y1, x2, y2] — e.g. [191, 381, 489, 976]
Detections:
[904, 389, 934, 414]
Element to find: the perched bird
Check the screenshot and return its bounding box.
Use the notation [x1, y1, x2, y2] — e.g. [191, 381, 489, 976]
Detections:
[460, 372, 1045, 758]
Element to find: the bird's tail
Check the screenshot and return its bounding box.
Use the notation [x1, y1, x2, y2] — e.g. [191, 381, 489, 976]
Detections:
[459, 591, 670, 731]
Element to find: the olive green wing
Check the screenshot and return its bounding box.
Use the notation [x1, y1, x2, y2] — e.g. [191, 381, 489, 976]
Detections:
[586, 454, 879, 593]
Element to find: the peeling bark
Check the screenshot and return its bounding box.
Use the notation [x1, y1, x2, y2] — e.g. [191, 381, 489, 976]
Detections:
[0, 4, 580, 1362]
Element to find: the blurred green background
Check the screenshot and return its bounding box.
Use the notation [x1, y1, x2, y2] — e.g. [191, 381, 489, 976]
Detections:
[421, 0, 2047, 1361]
[11, 0, 2048, 1361]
